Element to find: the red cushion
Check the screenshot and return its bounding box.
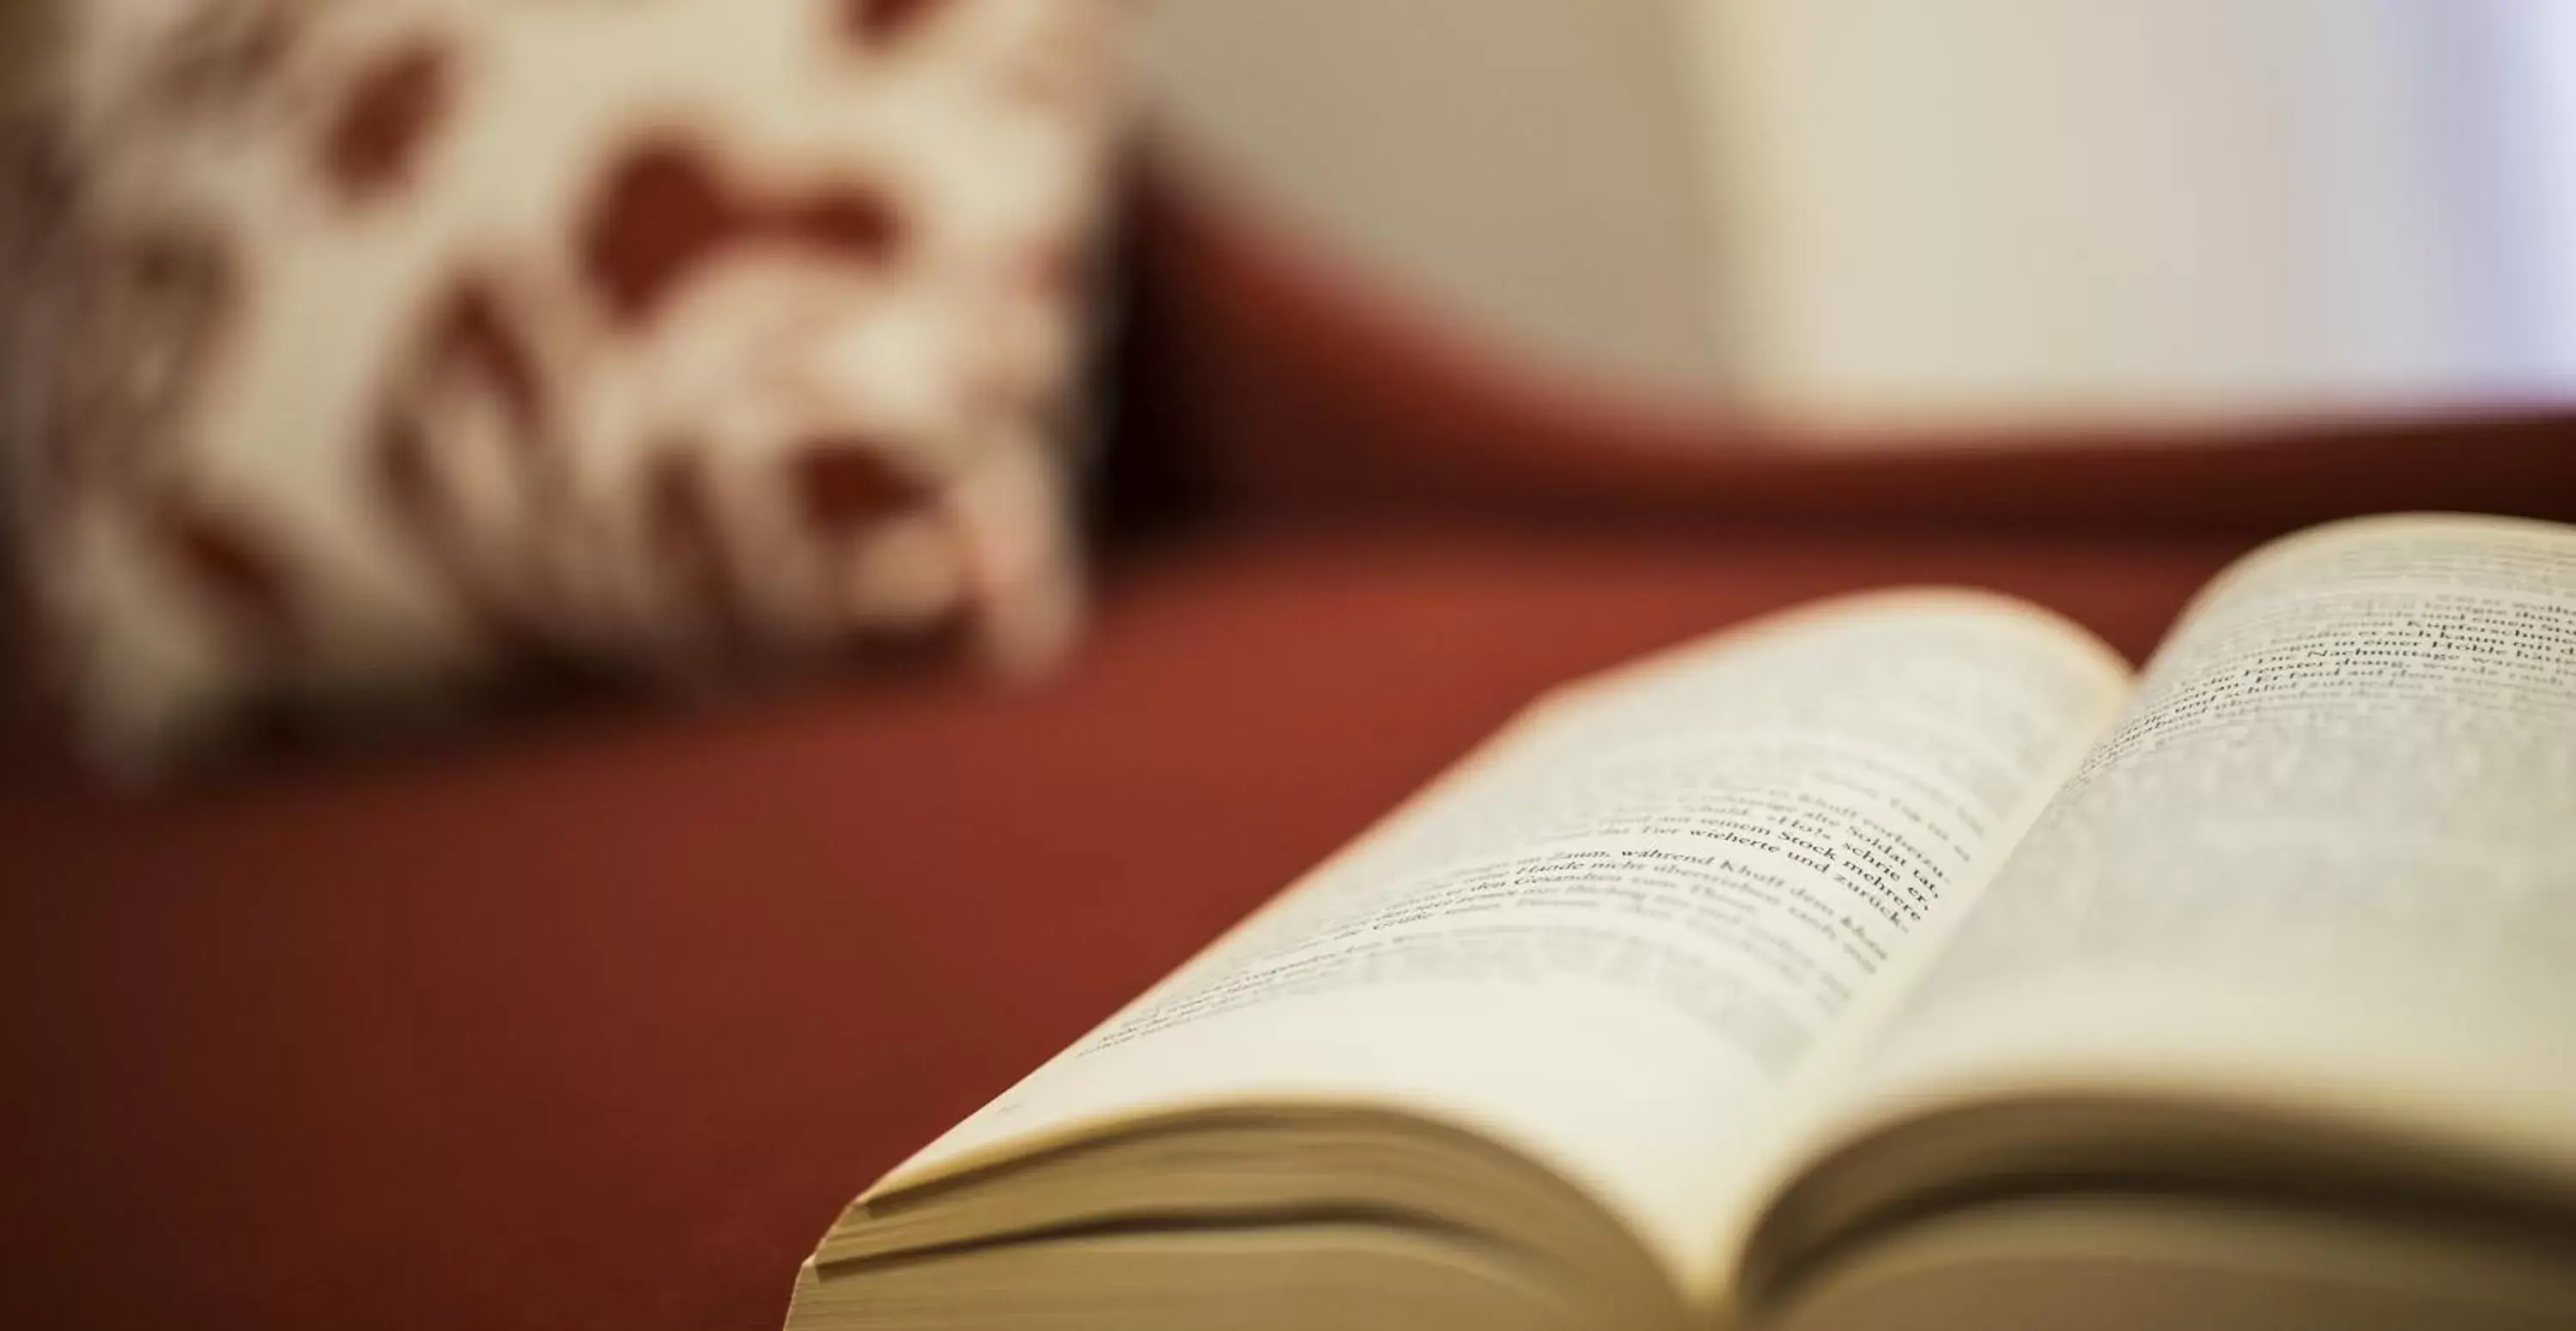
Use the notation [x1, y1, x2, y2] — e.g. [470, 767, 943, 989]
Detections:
[2, 523, 2245, 1331]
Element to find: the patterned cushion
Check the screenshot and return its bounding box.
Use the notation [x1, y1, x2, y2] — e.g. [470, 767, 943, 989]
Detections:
[0, 0, 1124, 770]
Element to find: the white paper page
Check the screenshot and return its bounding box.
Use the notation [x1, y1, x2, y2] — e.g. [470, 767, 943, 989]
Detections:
[1827, 515, 2576, 1176]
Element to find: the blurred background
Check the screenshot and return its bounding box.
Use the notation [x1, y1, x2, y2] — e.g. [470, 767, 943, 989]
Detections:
[1146, 0, 2576, 428]
[9, 6, 2576, 1330]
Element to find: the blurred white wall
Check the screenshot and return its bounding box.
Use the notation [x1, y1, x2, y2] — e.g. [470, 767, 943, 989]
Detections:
[1697, 0, 2576, 428]
[1151, 1, 2576, 432]
[1147, 0, 1726, 397]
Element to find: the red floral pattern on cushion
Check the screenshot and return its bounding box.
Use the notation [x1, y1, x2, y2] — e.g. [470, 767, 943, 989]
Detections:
[0, 0, 1124, 769]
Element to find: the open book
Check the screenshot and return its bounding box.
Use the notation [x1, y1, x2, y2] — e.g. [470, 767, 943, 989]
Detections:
[787, 514, 2576, 1331]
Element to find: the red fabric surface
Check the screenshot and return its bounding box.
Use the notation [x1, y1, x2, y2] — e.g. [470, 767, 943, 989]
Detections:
[1124, 153, 2576, 531]
[2, 523, 2245, 1331]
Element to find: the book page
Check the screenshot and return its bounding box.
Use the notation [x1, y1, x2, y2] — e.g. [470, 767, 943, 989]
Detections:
[871, 591, 2130, 1294]
[1814, 515, 2576, 1183]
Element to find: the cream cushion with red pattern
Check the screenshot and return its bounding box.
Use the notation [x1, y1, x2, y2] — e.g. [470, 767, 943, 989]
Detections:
[0, 0, 1122, 769]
